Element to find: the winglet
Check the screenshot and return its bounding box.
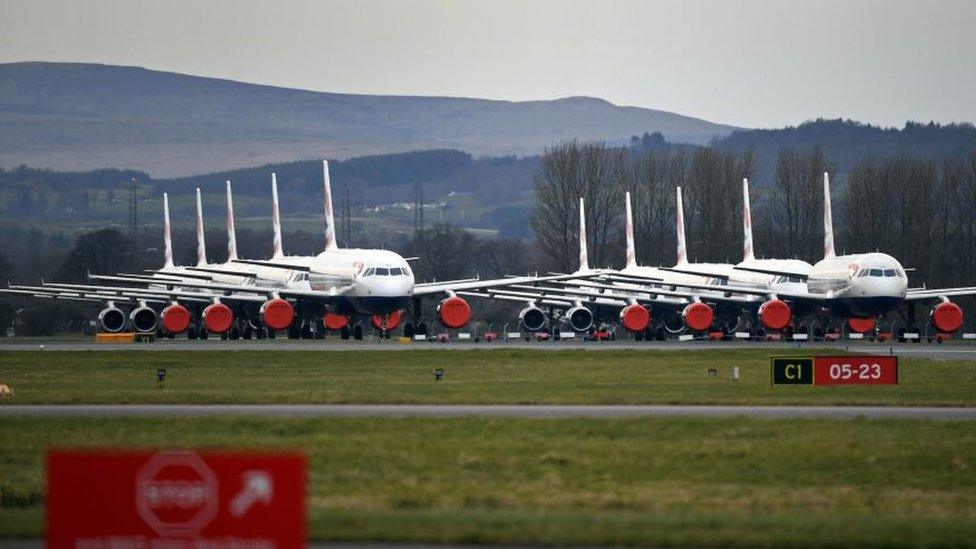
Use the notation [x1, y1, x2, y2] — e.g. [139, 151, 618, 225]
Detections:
[271, 173, 284, 259]
[195, 187, 207, 267]
[162, 192, 174, 269]
[624, 191, 637, 269]
[323, 160, 338, 251]
[823, 172, 835, 259]
[742, 178, 755, 261]
[578, 197, 589, 272]
[225, 180, 238, 261]
[675, 186, 688, 265]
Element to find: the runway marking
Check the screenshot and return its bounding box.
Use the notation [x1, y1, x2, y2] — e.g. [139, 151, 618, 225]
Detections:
[1, 404, 974, 419]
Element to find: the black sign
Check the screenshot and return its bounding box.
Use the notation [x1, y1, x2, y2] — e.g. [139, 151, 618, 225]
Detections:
[771, 357, 813, 385]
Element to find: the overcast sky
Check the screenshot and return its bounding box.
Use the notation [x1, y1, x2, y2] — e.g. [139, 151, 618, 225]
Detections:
[1, 0, 973, 128]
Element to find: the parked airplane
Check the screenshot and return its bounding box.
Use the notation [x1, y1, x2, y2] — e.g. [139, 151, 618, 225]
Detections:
[609, 173, 976, 336]
[4, 161, 595, 339]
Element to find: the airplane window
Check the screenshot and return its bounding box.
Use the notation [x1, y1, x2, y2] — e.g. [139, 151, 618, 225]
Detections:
[870, 269, 883, 277]
[789, 276, 803, 283]
[375, 268, 390, 276]
[392, 267, 404, 275]
[884, 269, 897, 277]
[363, 268, 375, 277]
[858, 270, 868, 277]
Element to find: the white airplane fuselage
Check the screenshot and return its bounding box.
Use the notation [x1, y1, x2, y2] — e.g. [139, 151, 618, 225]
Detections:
[807, 252, 908, 317]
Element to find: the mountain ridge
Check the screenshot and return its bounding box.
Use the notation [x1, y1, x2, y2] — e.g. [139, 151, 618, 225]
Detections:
[0, 62, 739, 177]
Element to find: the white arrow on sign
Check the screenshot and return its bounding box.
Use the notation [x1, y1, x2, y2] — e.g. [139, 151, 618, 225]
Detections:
[229, 470, 273, 517]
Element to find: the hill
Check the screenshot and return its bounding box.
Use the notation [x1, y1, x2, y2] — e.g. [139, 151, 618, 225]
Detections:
[0, 62, 738, 177]
[713, 119, 976, 182]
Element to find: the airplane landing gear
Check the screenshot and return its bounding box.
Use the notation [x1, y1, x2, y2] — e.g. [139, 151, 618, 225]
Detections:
[353, 324, 364, 340]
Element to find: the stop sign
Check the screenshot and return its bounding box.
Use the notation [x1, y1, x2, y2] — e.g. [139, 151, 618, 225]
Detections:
[47, 450, 306, 547]
[136, 452, 219, 537]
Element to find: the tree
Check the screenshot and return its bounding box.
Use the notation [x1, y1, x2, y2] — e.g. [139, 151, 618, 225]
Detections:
[530, 141, 623, 271]
[56, 229, 138, 282]
[766, 148, 833, 260]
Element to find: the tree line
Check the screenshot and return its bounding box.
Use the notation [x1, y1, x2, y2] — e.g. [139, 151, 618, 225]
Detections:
[531, 141, 976, 289]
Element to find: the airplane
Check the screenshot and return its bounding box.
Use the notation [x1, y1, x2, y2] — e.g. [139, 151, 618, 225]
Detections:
[604, 173, 976, 337]
[4, 161, 600, 340]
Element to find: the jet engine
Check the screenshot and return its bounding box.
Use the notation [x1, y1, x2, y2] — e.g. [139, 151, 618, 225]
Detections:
[372, 309, 403, 331]
[519, 305, 548, 332]
[97, 305, 127, 333]
[758, 299, 791, 331]
[260, 298, 295, 331]
[323, 312, 349, 330]
[564, 305, 594, 333]
[847, 317, 875, 334]
[931, 301, 964, 333]
[129, 305, 158, 333]
[160, 303, 191, 334]
[437, 296, 471, 328]
[202, 302, 234, 334]
[619, 304, 651, 333]
[682, 302, 714, 332]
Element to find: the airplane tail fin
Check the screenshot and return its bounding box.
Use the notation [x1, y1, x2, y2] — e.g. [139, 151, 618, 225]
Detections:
[578, 197, 589, 272]
[742, 178, 755, 261]
[823, 172, 835, 259]
[675, 186, 688, 265]
[225, 180, 238, 261]
[162, 193, 174, 269]
[323, 160, 338, 251]
[271, 173, 284, 260]
[624, 191, 637, 269]
[195, 188, 207, 267]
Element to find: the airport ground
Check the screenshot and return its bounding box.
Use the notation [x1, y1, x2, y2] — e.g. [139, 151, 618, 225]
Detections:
[1, 348, 976, 406]
[1, 347, 975, 546]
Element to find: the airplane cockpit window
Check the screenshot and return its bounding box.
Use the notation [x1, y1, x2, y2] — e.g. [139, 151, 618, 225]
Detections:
[883, 269, 897, 277]
[788, 276, 803, 283]
[389, 267, 403, 275]
[870, 269, 884, 277]
[363, 268, 375, 277]
[858, 269, 869, 277]
[375, 268, 390, 276]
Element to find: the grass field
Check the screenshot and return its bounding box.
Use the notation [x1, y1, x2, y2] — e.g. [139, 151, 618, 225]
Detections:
[1, 349, 975, 406]
[1, 416, 974, 546]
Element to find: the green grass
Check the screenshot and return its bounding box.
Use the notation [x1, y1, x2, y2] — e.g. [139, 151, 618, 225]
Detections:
[1, 416, 975, 546]
[1, 349, 975, 405]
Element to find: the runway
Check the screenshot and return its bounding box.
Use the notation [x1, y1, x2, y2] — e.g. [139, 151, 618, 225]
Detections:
[2, 404, 974, 419]
[3, 339, 976, 360]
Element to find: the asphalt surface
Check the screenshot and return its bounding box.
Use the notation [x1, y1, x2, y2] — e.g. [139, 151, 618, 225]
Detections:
[3, 338, 976, 359]
[1, 404, 974, 419]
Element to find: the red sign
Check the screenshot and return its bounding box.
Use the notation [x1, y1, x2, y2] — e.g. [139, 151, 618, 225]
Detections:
[813, 355, 898, 385]
[47, 450, 306, 548]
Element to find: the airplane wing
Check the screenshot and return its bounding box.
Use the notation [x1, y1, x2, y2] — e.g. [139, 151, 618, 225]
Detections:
[658, 266, 730, 280]
[412, 272, 604, 296]
[87, 274, 358, 304]
[905, 287, 976, 300]
[732, 265, 809, 280]
[591, 272, 826, 305]
[230, 259, 312, 272]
